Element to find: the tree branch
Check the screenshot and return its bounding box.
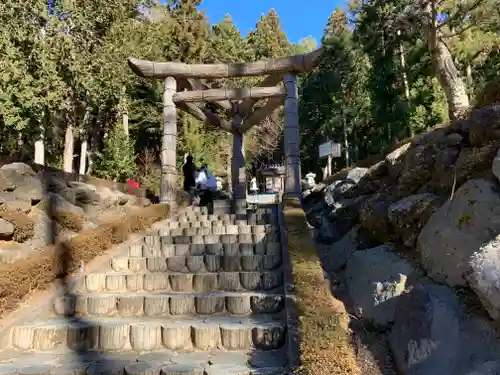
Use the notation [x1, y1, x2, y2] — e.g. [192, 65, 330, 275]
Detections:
[441, 22, 476, 38]
[177, 102, 234, 133]
[437, 0, 487, 30]
[240, 96, 283, 133]
[237, 74, 284, 117]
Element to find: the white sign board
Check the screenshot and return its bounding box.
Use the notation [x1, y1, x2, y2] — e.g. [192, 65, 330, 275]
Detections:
[318, 141, 341, 158]
[331, 142, 341, 157]
[318, 141, 332, 158]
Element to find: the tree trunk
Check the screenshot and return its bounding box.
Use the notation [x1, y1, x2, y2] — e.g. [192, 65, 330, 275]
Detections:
[34, 115, 45, 166]
[397, 29, 413, 137]
[231, 127, 246, 218]
[160, 77, 178, 210]
[63, 124, 74, 173]
[343, 116, 350, 167]
[466, 63, 473, 95]
[123, 113, 129, 137]
[420, 0, 470, 121]
[120, 87, 129, 137]
[79, 139, 88, 175]
[227, 141, 232, 192]
[87, 115, 100, 174]
[434, 38, 470, 120]
[283, 73, 301, 199]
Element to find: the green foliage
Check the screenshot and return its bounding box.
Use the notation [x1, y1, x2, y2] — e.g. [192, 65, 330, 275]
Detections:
[94, 124, 137, 182]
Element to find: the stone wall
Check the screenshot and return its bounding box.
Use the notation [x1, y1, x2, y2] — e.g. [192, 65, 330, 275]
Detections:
[302, 104, 500, 375]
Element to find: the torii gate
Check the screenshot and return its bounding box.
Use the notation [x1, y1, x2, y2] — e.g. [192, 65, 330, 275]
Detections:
[127, 48, 323, 214]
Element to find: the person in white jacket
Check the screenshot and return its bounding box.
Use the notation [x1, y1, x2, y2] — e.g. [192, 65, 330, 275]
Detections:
[195, 164, 216, 213]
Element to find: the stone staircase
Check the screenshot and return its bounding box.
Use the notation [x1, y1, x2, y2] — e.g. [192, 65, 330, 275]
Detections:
[0, 200, 292, 374]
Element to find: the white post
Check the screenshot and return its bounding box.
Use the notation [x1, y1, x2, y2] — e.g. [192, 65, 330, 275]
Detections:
[34, 118, 45, 166]
[327, 154, 332, 176]
[79, 139, 87, 175]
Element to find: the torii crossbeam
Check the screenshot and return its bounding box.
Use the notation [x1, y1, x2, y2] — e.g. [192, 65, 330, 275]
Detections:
[128, 48, 323, 214]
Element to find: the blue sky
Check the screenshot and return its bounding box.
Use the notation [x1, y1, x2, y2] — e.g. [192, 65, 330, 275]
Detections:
[198, 0, 346, 44]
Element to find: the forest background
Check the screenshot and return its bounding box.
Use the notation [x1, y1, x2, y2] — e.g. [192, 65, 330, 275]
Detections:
[1, 0, 499, 193]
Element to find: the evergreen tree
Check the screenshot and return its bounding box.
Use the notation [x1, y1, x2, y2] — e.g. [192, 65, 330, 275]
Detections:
[246, 9, 291, 60]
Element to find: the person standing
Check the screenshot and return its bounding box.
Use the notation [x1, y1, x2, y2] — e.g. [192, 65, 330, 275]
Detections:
[183, 155, 196, 203]
[195, 163, 216, 214]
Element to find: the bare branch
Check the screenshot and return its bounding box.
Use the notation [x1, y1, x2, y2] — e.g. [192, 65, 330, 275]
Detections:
[177, 102, 234, 133]
[240, 97, 283, 133]
[237, 74, 284, 117]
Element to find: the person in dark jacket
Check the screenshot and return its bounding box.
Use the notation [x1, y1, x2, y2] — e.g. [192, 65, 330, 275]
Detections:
[182, 155, 196, 193]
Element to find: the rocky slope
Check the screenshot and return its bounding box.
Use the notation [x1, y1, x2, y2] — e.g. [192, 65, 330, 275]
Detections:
[302, 105, 500, 375]
[0, 162, 150, 264]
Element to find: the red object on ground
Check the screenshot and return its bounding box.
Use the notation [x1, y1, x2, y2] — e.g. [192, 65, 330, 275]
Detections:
[126, 179, 140, 194]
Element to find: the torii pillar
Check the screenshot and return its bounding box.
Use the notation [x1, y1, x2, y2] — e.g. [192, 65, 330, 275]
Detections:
[283, 73, 301, 200]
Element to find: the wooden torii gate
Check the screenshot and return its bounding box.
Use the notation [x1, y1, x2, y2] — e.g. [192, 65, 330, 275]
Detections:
[128, 48, 323, 214]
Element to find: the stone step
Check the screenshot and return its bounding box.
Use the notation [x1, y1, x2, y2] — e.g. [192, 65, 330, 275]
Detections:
[150, 233, 279, 246]
[53, 291, 285, 318]
[172, 214, 273, 224]
[175, 214, 275, 225]
[9, 316, 287, 352]
[0, 348, 287, 374]
[157, 225, 278, 236]
[108, 254, 282, 274]
[74, 270, 283, 293]
[128, 242, 281, 258]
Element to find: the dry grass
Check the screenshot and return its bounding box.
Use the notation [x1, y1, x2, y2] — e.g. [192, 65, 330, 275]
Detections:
[0, 206, 34, 242]
[0, 204, 170, 317]
[35, 199, 86, 232]
[284, 199, 359, 375]
[53, 211, 85, 232]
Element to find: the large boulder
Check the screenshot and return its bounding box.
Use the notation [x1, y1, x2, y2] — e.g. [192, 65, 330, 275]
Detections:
[317, 225, 361, 272]
[389, 284, 500, 375]
[26, 207, 55, 249]
[418, 178, 500, 286]
[466, 236, 500, 321]
[0, 194, 31, 213]
[385, 143, 411, 178]
[344, 244, 418, 327]
[359, 190, 398, 242]
[454, 142, 500, 184]
[466, 362, 500, 375]
[0, 218, 14, 239]
[316, 217, 338, 243]
[426, 147, 460, 193]
[0, 162, 44, 204]
[492, 148, 500, 183]
[346, 167, 369, 183]
[388, 193, 443, 248]
[397, 143, 441, 196]
[467, 105, 500, 147]
[46, 193, 84, 216]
